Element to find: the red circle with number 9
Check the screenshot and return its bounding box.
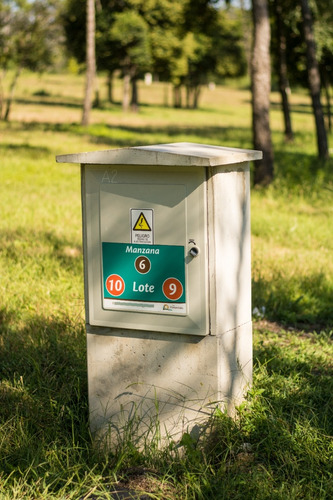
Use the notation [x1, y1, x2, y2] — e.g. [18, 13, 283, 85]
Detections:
[106, 274, 125, 296]
[162, 277, 183, 301]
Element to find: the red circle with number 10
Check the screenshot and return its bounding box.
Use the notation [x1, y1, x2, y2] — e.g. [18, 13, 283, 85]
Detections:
[106, 274, 125, 296]
[162, 277, 183, 301]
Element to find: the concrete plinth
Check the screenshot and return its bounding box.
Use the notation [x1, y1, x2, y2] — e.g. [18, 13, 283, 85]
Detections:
[87, 322, 252, 447]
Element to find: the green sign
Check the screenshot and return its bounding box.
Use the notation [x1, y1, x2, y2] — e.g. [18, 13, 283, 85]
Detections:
[102, 242, 186, 315]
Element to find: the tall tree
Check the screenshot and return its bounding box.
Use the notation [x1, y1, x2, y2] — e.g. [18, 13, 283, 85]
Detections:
[300, 0, 329, 159]
[183, 7, 246, 109]
[82, 0, 96, 125]
[314, 0, 333, 132]
[251, 0, 274, 185]
[110, 9, 151, 111]
[320, 49, 332, 132]
[272, 0, 294, 141]
[0, 0, 63, 121]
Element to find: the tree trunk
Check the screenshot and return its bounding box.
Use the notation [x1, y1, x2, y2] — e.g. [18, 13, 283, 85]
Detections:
[122, 71, 131, 112]
[300, 0, 329, 159]
[193, 85, 201, 109]
[82, 0, 96, 126]
[274, 0, 293, 141]
[240, 0, 252, 73]
[130, 77, 139, 112]
[107, 71, 113, 103]
[0, 72, 4, 120]
[93, 75, 100, 108]
[173, 85, 182, 108]
[322, 67, 332, 132]
[3, 66, 21, 122]
[251, 0, 274, 185]
[186, 85, 191, 109]
[163, 83, 169, 107]
[185, 85, 200, 109]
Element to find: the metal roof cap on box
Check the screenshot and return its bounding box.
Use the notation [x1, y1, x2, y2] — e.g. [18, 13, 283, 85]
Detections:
[56, 142, 262, 167]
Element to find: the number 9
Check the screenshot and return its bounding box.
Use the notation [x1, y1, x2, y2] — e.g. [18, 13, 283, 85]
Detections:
[162, 278, 183, 301]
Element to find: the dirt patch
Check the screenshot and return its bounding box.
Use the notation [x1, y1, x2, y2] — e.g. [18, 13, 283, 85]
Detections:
[81, 467, 178, 499]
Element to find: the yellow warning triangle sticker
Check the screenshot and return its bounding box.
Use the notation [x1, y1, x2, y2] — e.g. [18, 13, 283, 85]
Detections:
[133, 212, 151, 231]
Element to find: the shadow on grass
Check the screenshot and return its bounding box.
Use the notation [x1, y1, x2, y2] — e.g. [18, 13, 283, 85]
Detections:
[9, 120, 252, 149]
[84, 123, 253, 151]
[0, 227, 82, 274]
[271, 100, 313, 115]
[0, 143, 51, 156]
[15, 94, 314, 116]
[194, 325, 333, 498]
[0, 307, 90, 475]
[252, 270, 333, 331]
[15, 97, 83, 109]
[0, 225, 92, 491]
[14, 96, 247, 113]
[273, 149, 333, 189]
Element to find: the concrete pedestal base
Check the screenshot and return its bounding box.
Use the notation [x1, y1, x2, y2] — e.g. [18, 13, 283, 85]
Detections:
[87, 322, 252, 448]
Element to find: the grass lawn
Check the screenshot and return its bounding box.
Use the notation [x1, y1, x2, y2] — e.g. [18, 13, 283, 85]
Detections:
[0, 71, 332, 499]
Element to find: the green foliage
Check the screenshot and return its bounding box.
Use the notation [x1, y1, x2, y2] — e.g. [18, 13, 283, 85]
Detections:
[62, 0, 86, 64]
[214, 8, 247, 79]
[0, 0, 63, 71]
[270, 0, 333, 88]
[62, 0, 246, 107]
[110, 9, 152, 74]
[0, 0, 65, 119]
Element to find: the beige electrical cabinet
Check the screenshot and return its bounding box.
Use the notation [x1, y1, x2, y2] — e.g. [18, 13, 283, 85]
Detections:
[83, 162, 208, 336]
[57, 142, 262, 445]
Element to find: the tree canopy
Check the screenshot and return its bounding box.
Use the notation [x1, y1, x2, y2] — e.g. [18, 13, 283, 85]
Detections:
[0, 0, 64, 119]
[62, 0, 247, 108]
[0, 0, 332, 182]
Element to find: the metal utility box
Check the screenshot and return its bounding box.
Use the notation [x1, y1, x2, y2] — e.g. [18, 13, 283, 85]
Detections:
[57, 142, 262, 445]
[84, 161, 207, 336]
